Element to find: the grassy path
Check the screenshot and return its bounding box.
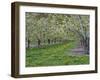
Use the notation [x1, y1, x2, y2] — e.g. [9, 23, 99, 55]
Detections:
[26, 41, 89, 67]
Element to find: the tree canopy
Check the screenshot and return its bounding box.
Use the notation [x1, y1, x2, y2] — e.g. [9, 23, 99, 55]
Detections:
[26, 12, 89, 54]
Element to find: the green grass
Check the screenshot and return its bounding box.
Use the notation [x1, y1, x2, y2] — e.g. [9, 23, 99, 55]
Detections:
[26, 41, 89, 67]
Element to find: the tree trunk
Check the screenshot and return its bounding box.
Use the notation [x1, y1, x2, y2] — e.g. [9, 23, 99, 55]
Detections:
[80, 37, 89, 54]
[84, 37, 89, 54]
[48, 39, 50, 44]
[27, 39, 30, 48]
[38, 39, 41, 47]
[54, 38, 56, 43]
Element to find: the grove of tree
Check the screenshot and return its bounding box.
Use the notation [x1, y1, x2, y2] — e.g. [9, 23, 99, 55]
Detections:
[26, 12, 89, 54]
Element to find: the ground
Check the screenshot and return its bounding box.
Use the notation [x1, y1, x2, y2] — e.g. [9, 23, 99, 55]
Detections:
[26, 41, 89, 67]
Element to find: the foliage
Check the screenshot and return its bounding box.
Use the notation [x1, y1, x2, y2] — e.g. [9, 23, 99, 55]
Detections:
[26, 12, 89, 54]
